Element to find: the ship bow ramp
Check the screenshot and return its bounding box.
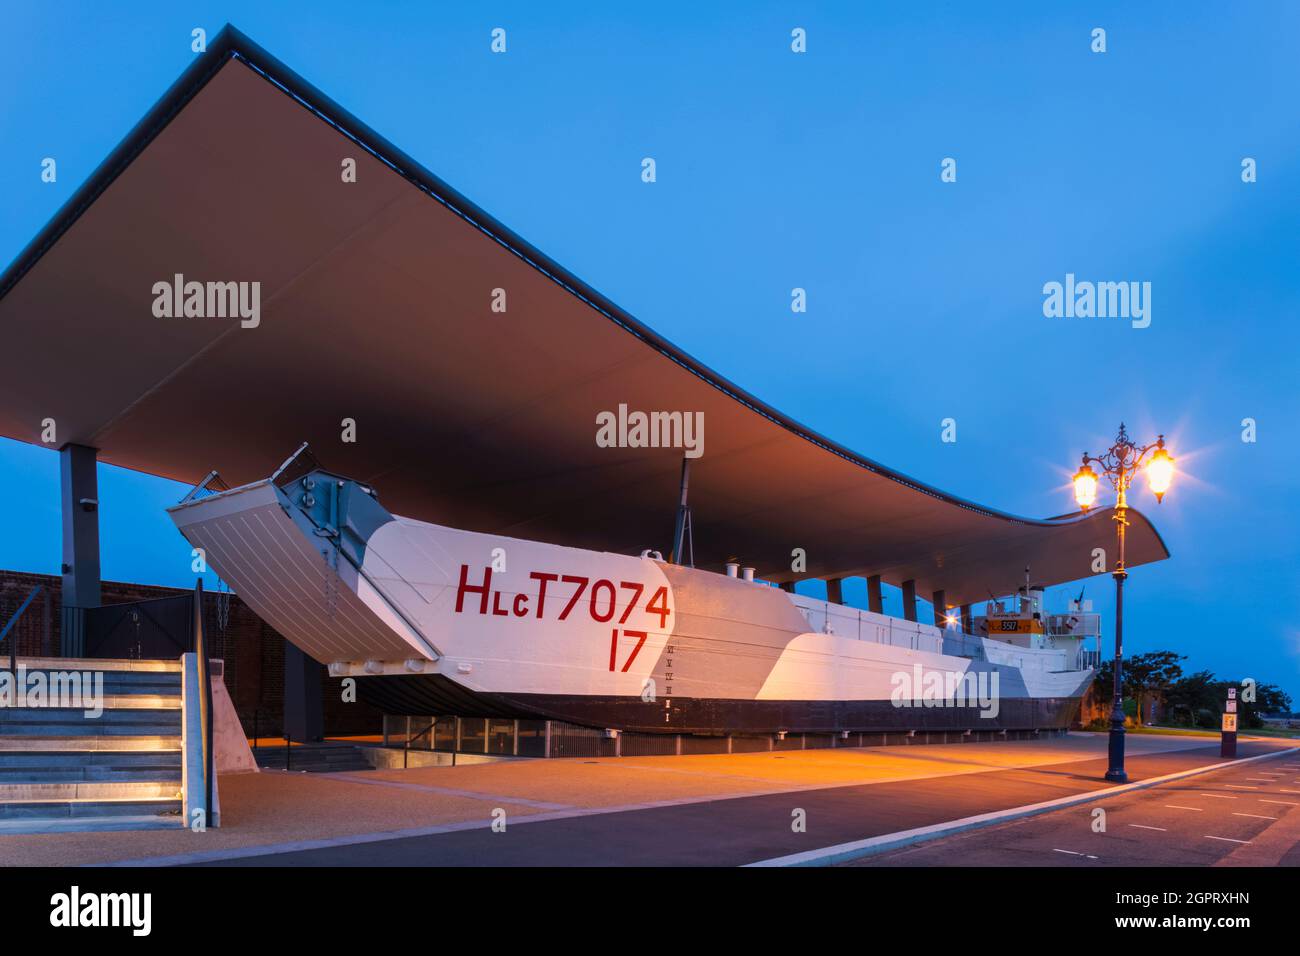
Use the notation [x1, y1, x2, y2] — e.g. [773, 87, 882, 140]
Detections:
[168, 477, 436, 669]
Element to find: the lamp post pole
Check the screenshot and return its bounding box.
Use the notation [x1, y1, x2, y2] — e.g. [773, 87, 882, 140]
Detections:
[1071, 423, 1174, 785]
[1106, 473, 1130, 783]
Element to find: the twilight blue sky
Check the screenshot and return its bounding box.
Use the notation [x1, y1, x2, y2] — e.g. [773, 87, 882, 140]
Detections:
[2, 2, 1298, 701]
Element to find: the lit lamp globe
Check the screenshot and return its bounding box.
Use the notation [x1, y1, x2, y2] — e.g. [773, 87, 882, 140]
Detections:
[1146, 446, 1174, 502]
[1073, 461, 1099, 511]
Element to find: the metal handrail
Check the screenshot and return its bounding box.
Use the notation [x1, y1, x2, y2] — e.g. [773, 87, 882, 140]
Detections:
[1, 586, 42, 673]
[404, 719, 436, 768]
[179, 469, 221, 505]
[270, 441, 311, 483]
[192, 580, 215, 824]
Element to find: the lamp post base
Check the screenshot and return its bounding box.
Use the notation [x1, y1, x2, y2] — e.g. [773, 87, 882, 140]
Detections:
[1105, 709, 1128, 782]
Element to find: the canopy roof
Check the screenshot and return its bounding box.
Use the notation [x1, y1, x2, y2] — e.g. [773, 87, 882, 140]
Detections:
[0, 26, 1169, 606]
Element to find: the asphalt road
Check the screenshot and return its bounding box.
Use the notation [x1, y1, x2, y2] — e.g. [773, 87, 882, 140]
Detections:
[194, 741, 1292, 866]
[854, 749, 1300, 866]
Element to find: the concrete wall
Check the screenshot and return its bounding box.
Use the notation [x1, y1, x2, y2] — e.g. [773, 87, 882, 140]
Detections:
[213, 669, 258, 773]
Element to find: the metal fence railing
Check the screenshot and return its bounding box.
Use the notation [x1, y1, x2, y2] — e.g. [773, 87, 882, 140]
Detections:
[0, 583, 55, 659]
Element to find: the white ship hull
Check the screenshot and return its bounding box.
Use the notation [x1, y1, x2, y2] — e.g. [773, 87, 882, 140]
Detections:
[169, 472, 1093, 734]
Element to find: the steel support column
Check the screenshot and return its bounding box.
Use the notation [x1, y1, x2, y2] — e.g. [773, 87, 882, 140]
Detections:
[59, 443, 101, 656]
[867, 575, 883, 614]
[901, 579, 917, 622]
[669, 456, 692, 565]
[283, 640, 324, 743]
[826, 578, 844, 605]
[931, 589, 947, 627]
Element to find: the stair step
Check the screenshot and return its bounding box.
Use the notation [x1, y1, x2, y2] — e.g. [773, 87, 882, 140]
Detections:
[0, 797, 182, 821]
[99, 681, 183, 697]
[15, 657, 181, 674]
[257, 760, 373, 767]
[0, 781, 182, 802]
[99, 695, 182, 710]
[0, 813, 183, 834]
[253, 745, 374, 772]
[0, 735, 181, 752]
[262, 763, 374, 773]
[0, 708, 181, 735]
[0, 766, 183, 783]
[7, 669, 181, 693]
[0, 749, 182, 782]
[0, 750, 180, 769]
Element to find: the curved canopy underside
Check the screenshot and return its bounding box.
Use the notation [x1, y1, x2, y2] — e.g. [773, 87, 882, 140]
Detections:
[0, 27, 1169, 607]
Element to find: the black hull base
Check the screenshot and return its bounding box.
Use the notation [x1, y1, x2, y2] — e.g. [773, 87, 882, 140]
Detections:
[360, 674, 1083, 735]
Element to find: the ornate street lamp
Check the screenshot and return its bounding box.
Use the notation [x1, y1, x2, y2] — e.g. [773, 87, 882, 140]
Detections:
[1072, 423, 1175, 783]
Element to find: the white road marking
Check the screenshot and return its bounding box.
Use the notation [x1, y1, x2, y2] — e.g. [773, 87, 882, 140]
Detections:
[1279, 789, 1300, 794]
[1226, 785, 1258, 790]
[1245, 777, 1275, 782]
[1206, 835, 1250, 844]
[1128, 824, 1166, 831]
[1232, 812, 1277, 820]
[1259, 799, 1297, 806]
[1199, 794, 1236, 799]
[1165, 804, 1203, 811]
[1053, 848, 1083, 856]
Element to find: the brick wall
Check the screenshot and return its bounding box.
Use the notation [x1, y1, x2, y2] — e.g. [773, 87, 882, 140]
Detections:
[0, 569, 383, 738]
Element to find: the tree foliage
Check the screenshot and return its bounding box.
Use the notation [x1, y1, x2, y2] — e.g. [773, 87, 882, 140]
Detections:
[1091, 653, 1293, 730]
[1092, 651, 1184, 726]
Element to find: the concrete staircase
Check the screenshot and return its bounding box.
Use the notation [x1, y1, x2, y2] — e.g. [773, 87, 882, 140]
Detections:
[253, 742, 374, 773]
[0, 659, 186, 833]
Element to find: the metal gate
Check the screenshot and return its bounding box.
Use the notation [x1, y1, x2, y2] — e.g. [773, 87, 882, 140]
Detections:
[83, 594, 194, 659]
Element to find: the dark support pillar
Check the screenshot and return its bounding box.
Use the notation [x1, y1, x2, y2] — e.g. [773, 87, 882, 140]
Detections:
[931, 589, 947, 627]
[826, 578, 844, 605]
[867, 575, 883, 614]
[960, 603, 973, 634]
[283, 641, 324, 743]
[669, 456, 691, 565]
[59, 443, 100, 657]
[901, 579, 917, 622]
[779, 582, 795, 593]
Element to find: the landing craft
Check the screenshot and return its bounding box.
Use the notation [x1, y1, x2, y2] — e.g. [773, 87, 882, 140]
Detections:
[169, 455, 1102, 736]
